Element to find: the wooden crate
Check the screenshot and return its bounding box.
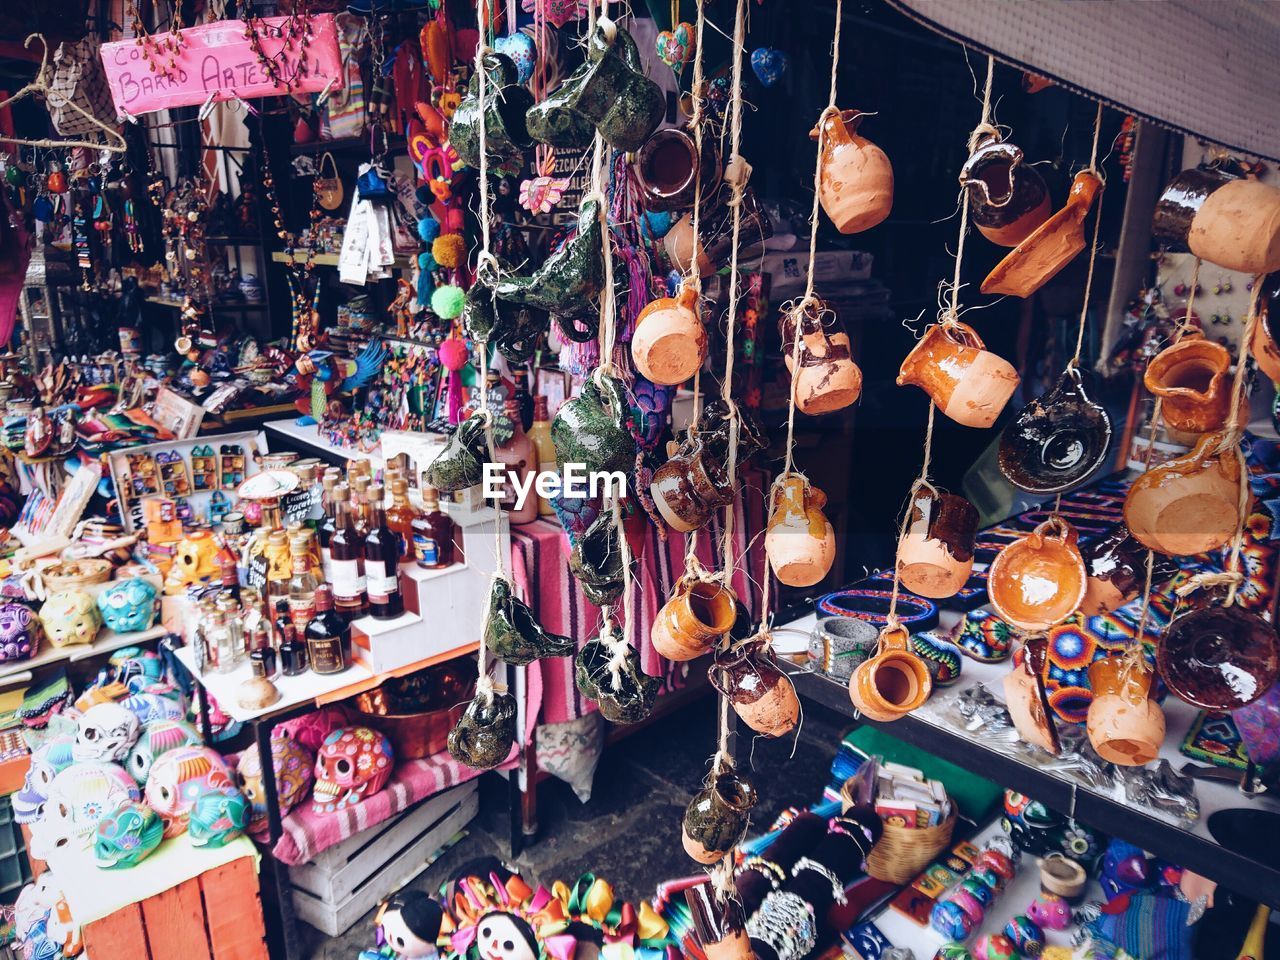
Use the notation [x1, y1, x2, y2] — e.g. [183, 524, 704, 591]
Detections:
[290, 780, 478, 937]
[80, 856, 268, 960]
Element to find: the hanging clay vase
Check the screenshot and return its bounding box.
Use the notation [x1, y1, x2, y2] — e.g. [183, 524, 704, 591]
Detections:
[959, 133, 1052, 246]
[1152, 167, 1280, 275]
[450, 52, 535, 168]
[1158, 605, 1280, 710]
[778, 299, 863, 415]
[764, 476, 836, 588]
[631, 284, 706, 386]
[652, 577, 737, 662]
[896, 489, 978, 599]
[1123, 430, 1243, 556]
[1143, 332, 1233, 434]
[635, 125, 721, 213]
[682, 770, 757, 863]
[1249, 272, 1280, 383]
[551, 373, 635, 475]
[987, 517, 1086, 632]
[1080, 525, 1178, 616]
[685, 883, 753, 960]
[447, 688, 518, 769]
[897, 321, 1020, 428]
[998, 366, 1112, 493]
[1002, 638, 1060, 755]
[712, 642, 800, 738]
[982, 171, 1104, 298]
[811, 108, 894, 234]
[574, 636, 661, 724]
[1086, 656, 1165, 766]
[848, 623, 932, 722]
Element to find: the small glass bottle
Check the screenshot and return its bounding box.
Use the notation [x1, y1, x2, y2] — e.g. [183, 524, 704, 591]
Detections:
[287, 548, 319, 632]
[351, 473, 372, 539]
[511, 367, 534, 431]
[363, 483, 404, 619]
[385, 478, 419, 561]
[305, 585, 350, 674]
[329, 484, 367, 620]
[240, 586, 265, 655]
[318, 468, 342, 547]
[279, 622, 309, 676]
[528, 395, 557, 517]
[218, 554, 241, 605]
[248, 621, 271, 656]
[412, 486, 457, 569]
[207, 609, 237, 675]
[264, 528, 292, 608]
[272, 598, 292, 649]
[215, 594, 245, 668]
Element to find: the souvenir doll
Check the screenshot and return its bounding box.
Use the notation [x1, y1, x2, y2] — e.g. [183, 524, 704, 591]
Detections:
[360, 890, 443, 959]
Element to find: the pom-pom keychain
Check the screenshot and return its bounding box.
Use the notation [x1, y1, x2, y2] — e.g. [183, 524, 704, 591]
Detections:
[432, 234, 467, 269]
[431, 285, 465, 320]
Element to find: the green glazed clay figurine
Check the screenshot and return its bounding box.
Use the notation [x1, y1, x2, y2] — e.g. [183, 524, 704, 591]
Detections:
[448, 689, 518, 770]
[552, 373, 635, 476]
[451, 52, 535, 169]
[425, 414, 491, 493]
[463, 258, 550, 364]
[575, 635, 660, 724]
[483, 577, 575, 665]
[568, 512, 633, 607]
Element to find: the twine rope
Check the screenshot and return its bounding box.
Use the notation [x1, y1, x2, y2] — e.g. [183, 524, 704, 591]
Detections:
[1069, 102, 1105, 369]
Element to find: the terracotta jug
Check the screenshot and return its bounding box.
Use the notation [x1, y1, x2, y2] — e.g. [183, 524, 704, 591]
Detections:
[765, 476, 836, 588]
[982, 171, 1103, 298]
[896, 489, 978, 599]
[665, 186, 773, 277]
[1249, 273, 1280, 383]
[1144, 332, 1233, 434]
[959, 133, 1052, 247]
[1124, 430, 1242, 557]
[847, 624, 932, 722]
[811, 109, 894, 235]
[685, 883, 753, 960]
[1086, 656, 1165, 766]
[779, 299, 863, 414]
[632, 284, 706, 386]
[1002, 638, 1060, 755]
[652, 577, 737, 662]
[1152, 167, 1280, 275]
[712, 643, 800, 738]
[897, 321, 1020, 428]
[988, 516, 1086, 632]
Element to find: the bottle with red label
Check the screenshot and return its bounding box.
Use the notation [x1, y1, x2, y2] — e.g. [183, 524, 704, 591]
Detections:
[363, 483, 404, 619]
[328, 483, 367, 620]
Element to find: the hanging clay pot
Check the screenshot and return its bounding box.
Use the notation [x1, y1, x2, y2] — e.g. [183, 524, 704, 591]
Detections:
[1080, 525, 1178, 616]
[551, 373, 635, 476]
[447, 689, 518, 769]
[652, 577, 737, 662]
[982, 171, 1104, 298]
[685, 883, 753, 960]
[811, 108, 894, 234]
[1123, 430, 1243, 557]
[1249, 272, 1280, 383]
[1085, 656, 1165, 766]
[574, 636, 661, 724]
[778, 299, 863, 415]
[483, 577, 575, 666]
[896, 489, 978, 599]
[682, 770, 757, 863]
[959, 133, 1052, 247]
[1152, 167, 1280, 275]
[764, 476, 836, 588]
[1143, 332, 1233, 434]
[712, 642, 800, 738]
[424, 413, 490, 493]
[848, 623, 932, 722]
[998, 366, 1112, 493]
[635, 125, 721, 213]
[664, 186, 774, 277]
[1158, 605, 1280, 710]
[897, 321, 1020, 428]
[1002, 638, 1060, 755]
[987, 517, 1086, 632]
[450, 52, 535, 168]
[631, 284, 706, 386]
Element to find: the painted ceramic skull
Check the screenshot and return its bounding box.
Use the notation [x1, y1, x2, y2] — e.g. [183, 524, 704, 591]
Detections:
[40, 589, 101, 648]
[145, 745, 233, 837]
[236, 731, 315, 831]
[0, 600, 40, 662]
[33, 762, 141, 857]
[14, 736, 75, 823]
[475, 911, 538, 960]
[311, 727, 395, 814]
[163, 530, 223, 594]
[73, 702, 142, 763]
[94, 801, 164, 869]
[188, 784, 252, 848]
[126, 718, 201, 785]
[97, 577, 159, 634]
[120, 691, 186, 725]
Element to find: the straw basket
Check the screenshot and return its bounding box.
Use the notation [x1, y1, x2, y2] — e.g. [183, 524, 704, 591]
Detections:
[841, 776, 956, 884]
[41, 558, 112, 592]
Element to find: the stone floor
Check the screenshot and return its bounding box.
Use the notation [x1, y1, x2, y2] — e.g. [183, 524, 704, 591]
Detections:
[305, 693, 853, 958]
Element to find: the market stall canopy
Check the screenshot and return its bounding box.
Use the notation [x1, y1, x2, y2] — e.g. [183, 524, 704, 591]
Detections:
[882, 0, 1280, 162]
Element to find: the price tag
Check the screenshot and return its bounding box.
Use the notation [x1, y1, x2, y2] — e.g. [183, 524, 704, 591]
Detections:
[246, 551, 269, 591]
[282, 486, 320, 525]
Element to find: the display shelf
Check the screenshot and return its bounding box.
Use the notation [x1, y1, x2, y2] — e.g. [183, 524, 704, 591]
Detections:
[270, 250, 413, 270]
[263, 417, 384, 466]
[145, 296, 267, 311]
[0, 625, 168, 686]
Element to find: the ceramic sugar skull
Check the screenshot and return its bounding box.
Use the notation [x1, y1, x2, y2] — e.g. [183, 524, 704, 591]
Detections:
[120, 691, 186, 725]
[94, 801, 164, 868]
[97, 577, 158, 633]
[145, 745, 233, 837]
[73, 701, 142, 763]
[125, 718, 201, 785]
[377, 890, 443, 959]
[33, 762, 141, 856]
[236, 731, 315, 831]
[312, 726, 394, 814]
[163, 529, 223, 595]
[14, 736, 75, 823]
[0, 600, 40, 662]
[188, 784, 251, 848]
[475, 911, 539, 960]
[40, 589, 101, 647]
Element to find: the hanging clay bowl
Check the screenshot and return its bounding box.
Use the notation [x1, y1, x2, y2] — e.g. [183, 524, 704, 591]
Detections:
[779, 299, 863, 415]
[1157, 605, 1280, 710]
[848, 623, 932, 722]
[811, 108, 894, 234]
[764, 476, 836, 588]
[652, 577, 737, 662]
[1002, 638, 1060, 755]
[712, 642, 800, 737]
[897, 320, 1020, 428]
[987, 517, 1086, 632]
[631, 283, 706, 386]
[959, 133, 1052, 247]
[1249, 272, 1280, 383]
[1152, 167, 1280, 275]
[635, 125, 721, 213]
[896, 488, 978, 599]
[1143, 332, 1232, 434]
[998, 366, 1111, 493]
[981, 171, 1103, 298]
[682, 770, 757, 863]
[1085, 656, 1165, 766]
[1123, 430, 1242, 557]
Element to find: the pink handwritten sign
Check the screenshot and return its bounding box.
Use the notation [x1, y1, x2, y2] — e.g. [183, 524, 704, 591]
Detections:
[100, 15, 342, 117]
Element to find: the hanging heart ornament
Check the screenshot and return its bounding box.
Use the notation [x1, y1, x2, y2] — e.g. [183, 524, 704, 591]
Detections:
[657, 22, 696, 71]
[494, 33, 537, 85]
[750, 47, 789, 87]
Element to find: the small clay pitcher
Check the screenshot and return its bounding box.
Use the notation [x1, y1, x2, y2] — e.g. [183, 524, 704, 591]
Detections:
[848, 623, 933, 722]
[779, 299, 863, 415]
[1152, 167, 1280, 275]
[631, 284, 706, 386]
[551, 374, 634, 475]
[682, 770, 757, 864]
[574, 635, 661, 724]
[1158, 605, 1280, 710]
[635, 125, 721, 212]
[450, 52, 535, 168]
[998, 366, 1112, 493]
[665, 186, 774, 277]
[712, 642, 800, 738]
[897, 321, 1020, 428]
[959, 133, 1052, 246]
[987, 516, 1086, 632]
[447, 689, 518, 770]
[1143, 332, 1233, 434]
[1080, 525, 1177, 616]
[685, 883, 753, 960]
[424, 413, 490, 493]
[896, 489, 978, 599]
[1086, 656, 1165, 766]
[764, 476, 836, 588]
[483, 577, 575, 666]
[652, 577, 737, 662]
[1002, 637, 1060, 755]
[651, 439, 731, 532]
[811, 108, 894, 234]
[567, 512, 630, 608]
[1123, 430, 1242, 557]
[1249, 272, 1280, 383]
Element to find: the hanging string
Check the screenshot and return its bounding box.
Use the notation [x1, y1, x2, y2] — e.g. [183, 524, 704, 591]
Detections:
[1068, 101, 1106, 370]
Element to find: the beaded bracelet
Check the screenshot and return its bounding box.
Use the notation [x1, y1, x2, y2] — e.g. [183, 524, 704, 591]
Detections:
[791, 856, 846, 905]
[735, 856, 787, 889]
[746, 891, 817, 960]
[827, 816, 874, 862]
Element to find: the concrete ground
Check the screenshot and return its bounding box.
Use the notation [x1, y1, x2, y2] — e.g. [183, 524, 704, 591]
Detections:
[305, 694, 851, 958]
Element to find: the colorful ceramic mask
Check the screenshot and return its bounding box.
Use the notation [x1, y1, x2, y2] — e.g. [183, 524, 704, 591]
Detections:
[34, 762, 141, 856]
[125, 718, 201, 785]
[40, 589, 101, 647]
[236, 731, 315, 831]
[0, 600, 40, 662]
[120, 691, 186, 725]
[96, 577, 158, 634]
[145, 745, 233, 837]
[188, 784, 251, 848]
[73, 701, 141, 763]
[312, 726, 395, 814]
[14, 737, 75, 823]
[94, 801, 164, 868]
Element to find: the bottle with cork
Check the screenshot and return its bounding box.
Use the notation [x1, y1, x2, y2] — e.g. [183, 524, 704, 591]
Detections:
[364, 482, 404, 618]
[412, 486, 458, 569]
[351, 473, 373, 539]
[528, 395, 556, 517]
[385, 478, 419, 561]
[329, 483, 368, 620]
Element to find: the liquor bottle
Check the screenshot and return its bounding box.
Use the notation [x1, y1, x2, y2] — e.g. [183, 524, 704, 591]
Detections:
[411, 486, 457, 569]
[207, 609, 236, 675]
[305, 585, 350, 674]
[363, 483, 404, 619]
[287, 548, 319, 632]
[351, 473, 372, 539]
[495, 398, 539, 525]
[511, 367, 534, 431]
[528, 395, 557, 517]
[240, 586, 265, 654]
[329, 484, 367, 620]
[300, 463, 326, 528]
[264, 528, 292, 608]
[271, 598, 291, 649]
[215, 594, 244, 667]
[248, 621, 271, 656]
[218, 554, 241, 605]
[279, 621, 309, 676]
[243, 497, 283, 591]
[318, 468, 342, 547]
[386, 478, 419, 561]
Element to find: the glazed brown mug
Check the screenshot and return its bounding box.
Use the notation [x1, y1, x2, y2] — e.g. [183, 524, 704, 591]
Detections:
[959, 133, 1052, 247]
[1143, 332, 1233, 435]
[764, 476, 836, 588]
[1002, 638, 1060, 755]
[811, 108, 894, 234]
[682, 770, 757, 864]
[847, 623, 932, 722]
[665, 186, 774, 277]
[631, 284, 706, 386]
[712, 642, 800, 738]
[1080, 525, 1177, 616]
[779, 299, 863, 415]
[896, 488, 978, 599]
[897, 320, 1019, 428]
[1086, 656, 1165, 766]
[635, 125, 721, 213]
[1152, 167, 1280, 275]
[650, 438, 731, 532]
[988, 516, 1086, 632]
[651, 577, 738, 662]
[685, 882, 753, 960]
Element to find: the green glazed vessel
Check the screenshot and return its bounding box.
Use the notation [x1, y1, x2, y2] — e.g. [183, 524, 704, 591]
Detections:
[451, 52, 535, 169]
[483, 577, 575, 665]
[574, 637, 661, 724]
[551, 372, 635, 476]
[447, 689, 518, 770]
[424, 413, 491, 492]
